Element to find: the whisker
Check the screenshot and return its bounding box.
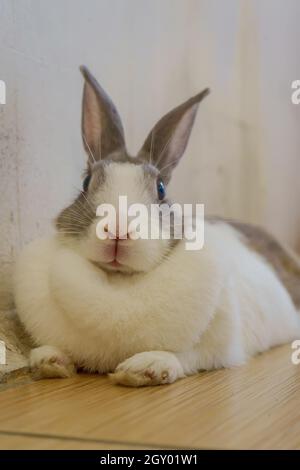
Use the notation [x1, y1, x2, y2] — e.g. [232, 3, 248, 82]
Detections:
[57, 230, 82, 235]
[157, 157, 180, 174]
[61, 217, 93, 227]
[98, 131, 102, 161]
[80, 191, 97, 212]
[71, 186, 93, 207]
[67, 191, 95, 217]
[58, 212, 93, 226]
[149, 129, 155, 166]
[71, 185, 96, 213]
[61, 205, 94, 223]
[155, 132, 173, 168]
[57, 219, 88, 228]
[83, 133, 96, 164]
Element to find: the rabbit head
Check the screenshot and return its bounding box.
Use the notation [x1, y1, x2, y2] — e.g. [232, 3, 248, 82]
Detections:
[56, 66, 209, 273]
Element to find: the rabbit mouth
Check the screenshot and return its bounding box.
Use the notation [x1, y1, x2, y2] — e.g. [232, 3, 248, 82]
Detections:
[97, 259, 140, 275]
[107, 260, 123, 268]
[90, 258, 132, 273]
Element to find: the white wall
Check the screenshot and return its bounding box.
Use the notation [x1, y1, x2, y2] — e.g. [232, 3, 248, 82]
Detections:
[1, 0, 300, 276]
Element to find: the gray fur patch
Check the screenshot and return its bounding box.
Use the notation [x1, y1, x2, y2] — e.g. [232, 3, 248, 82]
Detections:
[56, 192, 96, 237]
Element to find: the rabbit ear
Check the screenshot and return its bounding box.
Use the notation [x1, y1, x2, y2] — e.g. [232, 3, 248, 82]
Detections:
[80, 66, 125, 164]
[138, 89, 209, 182]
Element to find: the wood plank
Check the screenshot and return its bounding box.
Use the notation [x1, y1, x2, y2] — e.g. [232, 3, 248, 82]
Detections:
[0, 344, 299, 449]
[0, 433, 151, 450]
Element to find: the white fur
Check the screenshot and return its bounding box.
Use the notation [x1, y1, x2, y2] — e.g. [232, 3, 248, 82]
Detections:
[29, 345, 75, 378]
[14, 170, 300, 386]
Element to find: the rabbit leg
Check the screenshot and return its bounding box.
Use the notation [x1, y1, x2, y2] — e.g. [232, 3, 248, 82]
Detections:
[110, 351, 185, 387]
[29, 345, 76, 378]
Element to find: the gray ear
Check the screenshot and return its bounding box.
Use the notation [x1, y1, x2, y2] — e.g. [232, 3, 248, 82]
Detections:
[138, 89, 209, 182]
[80, 66, 125, 164]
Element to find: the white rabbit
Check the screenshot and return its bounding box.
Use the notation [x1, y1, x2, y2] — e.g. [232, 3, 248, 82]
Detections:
[14, 66, 300, 386]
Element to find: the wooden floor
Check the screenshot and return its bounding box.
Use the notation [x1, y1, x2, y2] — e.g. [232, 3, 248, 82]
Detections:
[0, 344, 299, 450]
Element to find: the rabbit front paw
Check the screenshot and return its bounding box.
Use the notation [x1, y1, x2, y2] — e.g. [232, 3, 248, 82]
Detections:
[29, 345, 76, 378]
[110, 351, 185, 387]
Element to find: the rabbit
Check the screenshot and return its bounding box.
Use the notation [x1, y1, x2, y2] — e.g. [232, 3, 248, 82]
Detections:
[13, 66, 300, 386]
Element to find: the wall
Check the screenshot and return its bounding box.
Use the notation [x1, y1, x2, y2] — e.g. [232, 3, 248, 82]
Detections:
[1, 0, 300, 277]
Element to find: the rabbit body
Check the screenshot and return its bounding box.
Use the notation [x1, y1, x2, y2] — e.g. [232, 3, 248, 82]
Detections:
[14, 220, 299, 385]
[13, 67, 300, 385]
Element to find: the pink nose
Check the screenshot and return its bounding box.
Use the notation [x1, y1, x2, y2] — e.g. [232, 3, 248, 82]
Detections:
[104, 224, 129, 240]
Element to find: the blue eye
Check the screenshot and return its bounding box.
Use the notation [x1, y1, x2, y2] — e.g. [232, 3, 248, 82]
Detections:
[83, 174, 91, 192]
[157, 180, 166, 200]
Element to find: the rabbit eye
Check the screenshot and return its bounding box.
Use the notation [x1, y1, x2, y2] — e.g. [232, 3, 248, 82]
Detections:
[82, 174, 91, 192]
[157, 180, 166, 200]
